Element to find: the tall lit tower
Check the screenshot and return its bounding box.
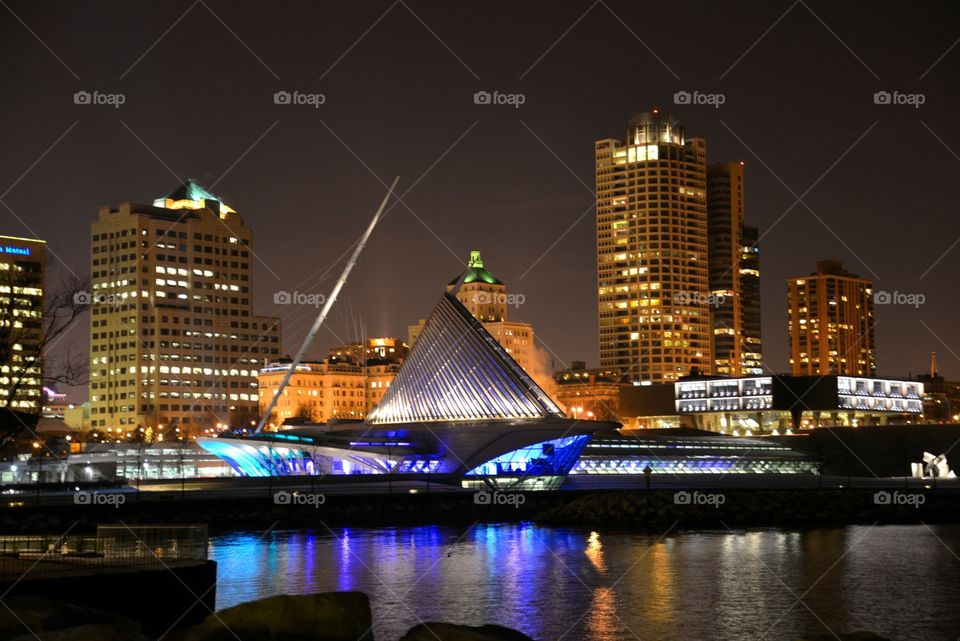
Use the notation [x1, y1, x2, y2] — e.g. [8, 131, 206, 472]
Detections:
[707, 162, 762, 376]
[595, 110, 710, 383]
[88, 181, 281, 436]
[0, 235, 46, 413]
[787, 259, 875, 376]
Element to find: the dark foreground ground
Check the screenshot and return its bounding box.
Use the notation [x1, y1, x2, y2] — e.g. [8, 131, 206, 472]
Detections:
[0, 590, 894, 641]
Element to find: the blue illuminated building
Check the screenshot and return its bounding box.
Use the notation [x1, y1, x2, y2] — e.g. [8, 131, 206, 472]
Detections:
[199, 290, 612, 489]
[200, 275, 818, 488]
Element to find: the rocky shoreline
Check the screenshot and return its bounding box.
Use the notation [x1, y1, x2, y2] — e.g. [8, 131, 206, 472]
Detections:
[536, 487, 960, 528]
[3, 487, 959, 534]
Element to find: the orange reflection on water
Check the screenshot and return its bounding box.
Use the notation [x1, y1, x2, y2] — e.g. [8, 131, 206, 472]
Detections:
[585, 531, 608, 573]
[586, 586, 618, 641]
[641, 538, 676, 626]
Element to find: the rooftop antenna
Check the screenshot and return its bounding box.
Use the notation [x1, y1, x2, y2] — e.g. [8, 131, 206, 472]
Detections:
[255, 177, 399, 433]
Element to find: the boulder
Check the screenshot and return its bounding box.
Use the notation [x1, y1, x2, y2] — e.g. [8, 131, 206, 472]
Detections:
[400, 622, 535, 641]
[168, 592, 373, 641]
[796, 633, 892, 641]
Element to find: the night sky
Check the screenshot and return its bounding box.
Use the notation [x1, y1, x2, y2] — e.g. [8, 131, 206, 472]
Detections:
[2, 1, 959, 401]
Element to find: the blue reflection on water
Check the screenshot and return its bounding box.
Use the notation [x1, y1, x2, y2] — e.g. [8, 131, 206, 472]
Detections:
[208, 523, 960, 641]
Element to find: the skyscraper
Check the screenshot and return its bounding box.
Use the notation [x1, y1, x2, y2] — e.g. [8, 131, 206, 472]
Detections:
[0, 235, 45, 413]
[595, 110, 711, 383]
[739, 225, 762, 373]
[707, 162, 762, 376]
[88, 181, 281, 436]
[787, 259, 875, 376]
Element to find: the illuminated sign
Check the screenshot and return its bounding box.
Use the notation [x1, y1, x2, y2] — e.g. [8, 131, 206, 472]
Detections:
[1, 245, 30, 256]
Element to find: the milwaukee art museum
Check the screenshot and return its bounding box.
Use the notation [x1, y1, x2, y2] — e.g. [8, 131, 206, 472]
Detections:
[199, 267, 817, 489]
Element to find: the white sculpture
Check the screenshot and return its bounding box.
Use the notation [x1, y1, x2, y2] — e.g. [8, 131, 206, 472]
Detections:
[911, 452, 957, 479]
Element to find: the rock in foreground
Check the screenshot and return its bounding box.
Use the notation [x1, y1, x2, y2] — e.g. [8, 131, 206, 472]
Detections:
[796, 633, 892, 641]
[400, 622, 534, 641]
[168, 592, 373, 641]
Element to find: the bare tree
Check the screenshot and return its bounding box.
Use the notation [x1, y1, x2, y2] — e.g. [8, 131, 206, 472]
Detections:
[228, 405, 261, 430]
[296, 403, 312, 420]
[0, 272, 90, 446]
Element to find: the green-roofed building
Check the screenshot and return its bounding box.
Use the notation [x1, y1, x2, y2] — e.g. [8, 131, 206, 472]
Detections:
[409, 250, 536, 377]
[448, 250, 503, 287]
[153, 179, 236, 215]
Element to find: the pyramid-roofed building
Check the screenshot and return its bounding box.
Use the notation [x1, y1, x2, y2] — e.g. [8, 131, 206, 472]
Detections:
[367, 292, 562, 424]
[199, 288, 616, 489]
[199, 256, 820, 487]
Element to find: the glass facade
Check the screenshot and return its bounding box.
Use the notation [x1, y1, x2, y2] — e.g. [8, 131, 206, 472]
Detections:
[676, 377, 774, 414]
[465, 435, 591, 477]
[573, 436, 818, 475]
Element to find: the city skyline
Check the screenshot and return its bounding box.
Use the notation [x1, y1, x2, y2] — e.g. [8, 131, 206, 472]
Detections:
[3, 6, 960, 640]
[1, 1, 959, 404]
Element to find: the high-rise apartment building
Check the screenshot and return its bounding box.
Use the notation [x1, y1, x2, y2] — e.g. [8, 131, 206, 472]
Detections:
[788, 259, 875, 376]
[88, 181, 281, 436]
[0, 235, 46, 413]
[595, 110, 711, 383]
[707, 162, 762, 376]
[739, 225, 762, 372]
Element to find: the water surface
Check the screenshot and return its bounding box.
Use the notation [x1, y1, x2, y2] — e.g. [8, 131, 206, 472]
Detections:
[210, 523, 960, 640]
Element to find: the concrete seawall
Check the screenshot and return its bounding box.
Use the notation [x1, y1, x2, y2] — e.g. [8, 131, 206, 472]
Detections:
[0, 559, 216, 635]
[2, 487, 958, 533]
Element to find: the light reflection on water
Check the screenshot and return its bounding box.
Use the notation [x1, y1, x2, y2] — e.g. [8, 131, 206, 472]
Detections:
[209, 524, 960, 641]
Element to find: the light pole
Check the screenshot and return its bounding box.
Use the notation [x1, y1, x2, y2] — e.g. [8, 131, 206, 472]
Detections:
[267, 445, 274, 499]
[178, 445, 186, 499]
[137, 444, 143, 500]
[32, 441, 42, 506]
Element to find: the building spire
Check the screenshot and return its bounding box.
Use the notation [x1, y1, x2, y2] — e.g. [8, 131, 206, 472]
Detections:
[468, 250, 483, 269]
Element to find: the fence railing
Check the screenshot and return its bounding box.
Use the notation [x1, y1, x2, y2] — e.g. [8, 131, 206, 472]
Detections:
[0, 524, 208, 580]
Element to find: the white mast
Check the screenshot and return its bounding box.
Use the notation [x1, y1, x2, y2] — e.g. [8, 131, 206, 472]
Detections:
[255, 177, 399, 432]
